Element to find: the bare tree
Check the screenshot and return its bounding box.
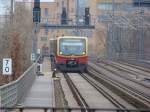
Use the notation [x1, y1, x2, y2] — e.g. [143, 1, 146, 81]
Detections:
[0, 2, 33, 84]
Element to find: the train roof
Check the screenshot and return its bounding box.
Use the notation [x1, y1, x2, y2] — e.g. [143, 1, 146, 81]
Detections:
[50, 38, 56, 40]
[57, 36, 88, 39]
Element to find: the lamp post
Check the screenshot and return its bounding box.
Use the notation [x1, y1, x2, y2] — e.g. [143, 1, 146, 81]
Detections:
[10, 0, 14, 24]
[138, 0, 144, 59]
[76, 0, 79, 25]
[32, 0, 41, 61]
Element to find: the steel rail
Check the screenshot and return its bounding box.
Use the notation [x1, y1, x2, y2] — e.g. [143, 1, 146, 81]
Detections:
[118, 61, 150, 74]
[79, 73, 128, 110]
[95, 61, 150, 89]
[102, 60, 150, 78]
[87, 66, 150, 108]
[63, 73, 89, 112]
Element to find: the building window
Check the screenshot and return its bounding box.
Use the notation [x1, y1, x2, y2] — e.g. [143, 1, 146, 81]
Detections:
[71, 8, 74, 13]
[41, 36, 47, 41]
[45, 28, 49, 35]
[62, 1, 64, 7]
[57, 2, 59, 7]
[44, 8, 49, 16]
[97, 3, 113, 10]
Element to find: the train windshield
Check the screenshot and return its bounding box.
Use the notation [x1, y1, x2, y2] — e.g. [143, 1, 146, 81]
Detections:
[59, 38, 86, 56]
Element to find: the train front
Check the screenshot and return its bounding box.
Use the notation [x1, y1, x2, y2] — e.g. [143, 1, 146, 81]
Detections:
[56, 36, 88, 72]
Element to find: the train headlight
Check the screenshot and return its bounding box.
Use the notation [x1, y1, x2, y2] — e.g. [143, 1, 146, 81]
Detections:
[60, 52, 62, 54]
[82, 52, 85, 54]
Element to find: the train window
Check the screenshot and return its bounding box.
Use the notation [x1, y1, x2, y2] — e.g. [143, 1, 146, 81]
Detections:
[59, 38, 86, 56]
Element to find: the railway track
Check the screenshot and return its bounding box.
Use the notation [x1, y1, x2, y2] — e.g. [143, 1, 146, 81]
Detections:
[94, 61, 150, 89]
[119, 60, 150, 70]
[79, 73, 129, 110]
[63, 73, 89, 112]
[101, 60, 150, 78]
[87, 65, 150, 108]
[117, 61, 150, 74]
[62, 72, 135, 111]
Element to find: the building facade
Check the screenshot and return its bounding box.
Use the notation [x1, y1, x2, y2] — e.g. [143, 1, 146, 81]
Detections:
[95, 0, 150, 59]
[37, 0, 77, 56]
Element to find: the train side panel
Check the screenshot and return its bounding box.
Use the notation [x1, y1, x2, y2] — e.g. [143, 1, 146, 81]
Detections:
[50, 39, 57, 57]
[50, 39, 57, 69]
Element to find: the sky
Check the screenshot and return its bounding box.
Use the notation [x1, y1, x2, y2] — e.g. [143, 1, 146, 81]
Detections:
[0, 0, 54, 15]
[0, 0, 11, 15]
[15, 0, 54, 2]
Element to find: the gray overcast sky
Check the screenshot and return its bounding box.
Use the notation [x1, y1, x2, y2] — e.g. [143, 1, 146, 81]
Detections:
[15, 0, 54, 2]
[0, 0, 10, 15]
[40, 0, 54, 1]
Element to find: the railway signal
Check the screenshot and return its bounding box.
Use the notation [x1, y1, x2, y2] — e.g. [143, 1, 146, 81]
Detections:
[33, 0, 41, 23]
[61, 7, 68, 25]
[85, 7, 90, 25]
[32, 0, 95, 29]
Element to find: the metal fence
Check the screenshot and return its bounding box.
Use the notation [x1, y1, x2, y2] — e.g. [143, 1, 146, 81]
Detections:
[0, 107, 150, 112]
[98, 1, 150, 61]
[112, 52, 150, 62]
[40, 15, 96, 26]
[0, 62, 37, 107]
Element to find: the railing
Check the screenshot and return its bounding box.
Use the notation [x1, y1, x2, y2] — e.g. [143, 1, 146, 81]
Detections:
[0, 107, 150, 112]
[40, 16, 97, 26]
[0, 61, 38, 108]
[115, 52, 138, 60]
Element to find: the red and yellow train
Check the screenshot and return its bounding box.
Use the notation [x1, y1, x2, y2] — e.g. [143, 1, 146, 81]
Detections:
[50, 36, 88, 72]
